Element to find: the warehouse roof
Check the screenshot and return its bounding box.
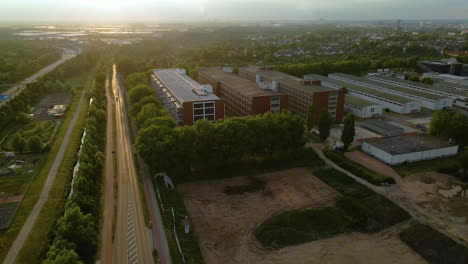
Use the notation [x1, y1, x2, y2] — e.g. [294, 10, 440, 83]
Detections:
[361, 119, 404, 136]
[370, 75, 467, 98]
[306, 74, 416, 104]
[198, 67, 285, 97]
[241, 66, 333, 94]
[330, 73, 446, 101]
[345, 95, 378, 108]
[364, 134, 456, 155]
[152, 69, 220, 103]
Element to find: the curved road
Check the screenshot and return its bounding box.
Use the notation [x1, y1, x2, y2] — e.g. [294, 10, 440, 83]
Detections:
[2, 91, 86, 264]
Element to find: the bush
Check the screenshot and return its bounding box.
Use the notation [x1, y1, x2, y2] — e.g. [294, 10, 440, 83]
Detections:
[399, 224, 468, 264]
[323, 149, 395, 185]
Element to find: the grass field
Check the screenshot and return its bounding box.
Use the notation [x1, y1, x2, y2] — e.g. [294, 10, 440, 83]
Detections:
[0, 88, 84, 263]
[394, 153, 463, 177]
[255, 168, 410, 249]
[399, 223, 468, 264]
[323, 149, 395, 185]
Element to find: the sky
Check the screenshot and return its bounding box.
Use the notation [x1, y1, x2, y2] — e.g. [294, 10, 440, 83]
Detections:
[1, 0, 467, 22]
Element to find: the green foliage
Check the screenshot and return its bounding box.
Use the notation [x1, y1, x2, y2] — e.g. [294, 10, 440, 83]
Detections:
[323, 150, 395, 185]
[305, 103, 315, 131]
[125, 72, 149, 88]
[341, 114, 355, 149]
[399, 224, 468, 264]
[29, 136, 43, 153]
[421, 77, 434, 85]
[43, 246, 83, 264]
[430, 110, 468, 147]
[408, 75, 420, 82]
[128, 84, 154, 104]
[12, 134, 27, 153]
[255, 168, 409, 248]
[318, 110, 332, 141]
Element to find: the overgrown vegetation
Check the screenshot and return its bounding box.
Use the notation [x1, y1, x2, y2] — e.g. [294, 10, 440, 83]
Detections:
[323, 149, 395, 185]
[42, 63, 108, 264]
[255, 168, 409, 249]
[399, 224, 468, 264]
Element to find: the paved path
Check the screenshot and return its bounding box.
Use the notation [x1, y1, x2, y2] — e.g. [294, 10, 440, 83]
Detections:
[2, 91, 86, 264]
[0, 52, 77, 107]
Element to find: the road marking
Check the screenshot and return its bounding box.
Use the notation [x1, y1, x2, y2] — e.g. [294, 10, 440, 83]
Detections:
[126, 200, 139, 264]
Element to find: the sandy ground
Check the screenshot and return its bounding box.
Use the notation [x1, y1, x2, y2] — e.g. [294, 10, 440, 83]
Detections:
[179, 168, 427, 264]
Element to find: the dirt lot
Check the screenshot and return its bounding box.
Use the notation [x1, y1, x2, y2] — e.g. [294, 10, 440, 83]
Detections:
[179, 168, 426, 264]
[33, 92, 71, 121]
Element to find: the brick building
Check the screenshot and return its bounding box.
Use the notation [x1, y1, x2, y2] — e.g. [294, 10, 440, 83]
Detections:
[239, 66, 345, 122]
[151, 68, 225, 125]
[198, 67, 288, 117]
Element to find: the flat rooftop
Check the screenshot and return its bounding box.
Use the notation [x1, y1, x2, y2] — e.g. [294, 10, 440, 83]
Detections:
[153, 69, 220, 103]
[345, 95, 378, 108]
[198, 67, 285, 97]
[365, 134, 455, 155]
[241, 66, 334, 94]
[331, 73, 446, 101]
[371, 75, 466, 98]
[306, 74, 416, 104]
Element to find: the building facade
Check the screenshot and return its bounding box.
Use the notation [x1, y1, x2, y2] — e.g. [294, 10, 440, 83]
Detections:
[151, 69, 225, 125]
[197, 67, 288, 117]
[344, 95, 383, 118]
[239, 66, 345, 122]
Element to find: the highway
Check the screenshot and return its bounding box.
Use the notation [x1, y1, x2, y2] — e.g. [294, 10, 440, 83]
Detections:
[0, 50, 77, 107]
[111, 65, 153, 264]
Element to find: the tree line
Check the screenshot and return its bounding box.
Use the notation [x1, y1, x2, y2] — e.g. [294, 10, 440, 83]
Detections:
[123, 71, 307, 182]
[430, 109, 468, 148]
[42, 64, 108, 264]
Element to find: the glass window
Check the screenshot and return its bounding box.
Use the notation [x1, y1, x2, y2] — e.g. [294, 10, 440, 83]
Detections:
[205, 108, 214, 114]
[271, 104, 280, 108]
[194, 109, 204, 115]
[370, 108, 375, 113]
[271, 97, 280, 102]
[193, 103, 204, 109]
[205, 102, 214, 108]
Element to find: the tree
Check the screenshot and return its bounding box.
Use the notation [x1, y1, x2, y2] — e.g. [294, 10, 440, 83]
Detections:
[341, 114, 355, 150]
[125, 72, 148, 89]
[29, 136, 43, 153]
[12, 134, 27, 153]
[421, 77, 434, 85]
[448, 114, 468, 148]
[408, 75, 420, 82]
[128, 84, 154, 105]
[429, 110, 453, 136]
[318, 111, 332, 141]
[305, 103, 315, 131]
[43, 247, 83, 264]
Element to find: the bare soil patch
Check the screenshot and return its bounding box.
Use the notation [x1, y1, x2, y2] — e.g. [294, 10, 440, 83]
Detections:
[179, 168, 425, 264]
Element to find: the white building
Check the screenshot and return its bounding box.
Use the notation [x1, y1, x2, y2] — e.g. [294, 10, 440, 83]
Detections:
[344, 95, 383, 118]
[362, 134, 458, 165]
[305, 74, 421, 114]
[330, 73, 453, 111]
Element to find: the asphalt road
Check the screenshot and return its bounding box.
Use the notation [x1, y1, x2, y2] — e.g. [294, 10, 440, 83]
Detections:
[0, 52, 77, 107]
[100, 74, 116, 264]
[2, 91, 86, 264]
[111, 65, 153, 264]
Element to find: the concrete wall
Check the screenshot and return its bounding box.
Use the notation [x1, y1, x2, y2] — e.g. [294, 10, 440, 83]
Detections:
[346, 104, 383, 118]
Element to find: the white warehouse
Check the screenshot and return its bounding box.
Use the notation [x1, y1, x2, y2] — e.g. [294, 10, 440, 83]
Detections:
[329, 73, 453, 110]
[305, 74, 421, 114]
[369, 75, 467, 109]
[344, 95, 383, 118]
[362, 134, 459, 165]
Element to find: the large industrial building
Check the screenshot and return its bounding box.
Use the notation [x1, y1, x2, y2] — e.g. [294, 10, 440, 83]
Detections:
[239, 66, 345, 122]
[197, 67, 288, 117]
[362, 134, 459, 165]
[369, 75, 466, 109]
[329, 73, 453, 110]
[151, 69, 225, 126]
[344, 95, 383, 118]
[305, 74, 421, 114]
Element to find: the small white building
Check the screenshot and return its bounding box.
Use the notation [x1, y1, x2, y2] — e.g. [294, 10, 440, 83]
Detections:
[362, 134, 458, 165]
[345, 95, 383, 118]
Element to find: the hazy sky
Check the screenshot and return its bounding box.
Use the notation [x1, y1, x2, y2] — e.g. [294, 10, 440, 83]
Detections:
[1, 0, 467, 22]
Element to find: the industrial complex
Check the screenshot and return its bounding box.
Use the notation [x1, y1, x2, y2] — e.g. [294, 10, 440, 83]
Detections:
[197, 67, 288, 117]
[306, 74, 422, 114]
[151, 68, 225, 125]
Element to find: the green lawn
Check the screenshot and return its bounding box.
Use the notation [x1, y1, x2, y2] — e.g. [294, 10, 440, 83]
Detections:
[394, 154, 462, 178]
[255, 168, 410, 249]
[0, 88, 84, 263]
[323, 149, 395, 185]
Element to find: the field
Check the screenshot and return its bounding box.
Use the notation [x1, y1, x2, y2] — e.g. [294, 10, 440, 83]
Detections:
[178, 168, 352, 263]
[0, 202, 20, 230]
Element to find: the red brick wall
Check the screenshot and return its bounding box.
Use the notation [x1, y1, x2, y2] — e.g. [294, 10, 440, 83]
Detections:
[182, 102, 194, 125]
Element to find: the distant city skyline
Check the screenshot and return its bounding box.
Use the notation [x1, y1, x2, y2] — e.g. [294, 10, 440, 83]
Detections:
[1, 0, 467, 22]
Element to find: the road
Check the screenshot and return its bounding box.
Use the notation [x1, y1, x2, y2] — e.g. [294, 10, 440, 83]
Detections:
[100, 74, 116, 264]
[111, 65, 153, 264]
[0, 51, 77, 107]
[2, 91, 86, 264]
